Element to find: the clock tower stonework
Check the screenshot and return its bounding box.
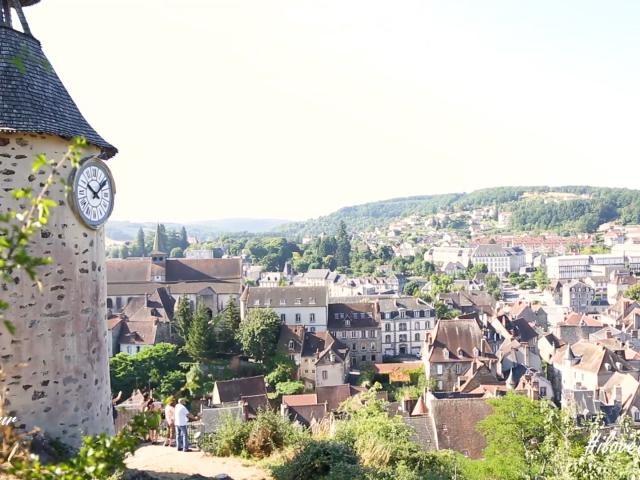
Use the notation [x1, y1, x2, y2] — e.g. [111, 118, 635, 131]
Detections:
[0, 1, 116, 444]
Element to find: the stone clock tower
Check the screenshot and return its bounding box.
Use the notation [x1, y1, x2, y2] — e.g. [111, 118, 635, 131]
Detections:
[0, 1, 116, 445]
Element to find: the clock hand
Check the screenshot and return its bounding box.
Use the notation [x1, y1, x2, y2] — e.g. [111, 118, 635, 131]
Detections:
[87, 183, 100, 199]
[97, 179, 108, 192]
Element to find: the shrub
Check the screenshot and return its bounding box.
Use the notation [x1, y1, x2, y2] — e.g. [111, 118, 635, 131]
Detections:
[270, 440, 366, 480]
[265, 354, 297, 387]
[246, 409, 306, 458]
[202, 409, 307, 459]
[201, 414, 251, 457]
[275, 380, 304, 397]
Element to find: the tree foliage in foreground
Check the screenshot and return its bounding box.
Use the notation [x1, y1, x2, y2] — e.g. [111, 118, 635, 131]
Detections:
[236, 308, 281, 363]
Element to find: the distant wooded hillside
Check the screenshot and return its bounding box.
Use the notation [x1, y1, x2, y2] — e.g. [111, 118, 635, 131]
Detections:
[276, 186, 640, 237]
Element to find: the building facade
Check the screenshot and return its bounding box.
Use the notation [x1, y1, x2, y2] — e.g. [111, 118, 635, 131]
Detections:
[424, 317, 497, 391]
[242, 286, 328, 332]
[107, 236, 242, 315]
[471, 244, 526, 274]
[328, 302, 381, 367]
[277, 325, 350, 388]
[562, 280, 596, 313]
[378, 297, 436, 357]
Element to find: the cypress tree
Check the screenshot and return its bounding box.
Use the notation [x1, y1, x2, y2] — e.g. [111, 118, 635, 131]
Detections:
[186, 303, 216, 361]
[136, 227, 147, 257]
[335, 220, 351, 268]
[175, 296, 193, 341]
[180, 226, 189, 250]
[158, 224, 168, 252]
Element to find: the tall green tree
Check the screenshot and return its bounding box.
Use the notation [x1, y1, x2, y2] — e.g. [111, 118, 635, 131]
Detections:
[136, 227, 147, 257]
[185, 303, 216, 362]
[484, 273, 502, 299]
[532, 267, 549, 290]
[236, 308, 281, 363]
[180, 226, 190, 250]
[215, 299, 241, 352]
[120, 244, 130, 259]
[175, 296, 194, 340]
[158, 223, 168, 252]
[335, 221, 351, 268]
[474, 393, 548, 479]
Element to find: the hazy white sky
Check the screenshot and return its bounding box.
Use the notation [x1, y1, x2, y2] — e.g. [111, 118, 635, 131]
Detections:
[27, 0, 640, 222]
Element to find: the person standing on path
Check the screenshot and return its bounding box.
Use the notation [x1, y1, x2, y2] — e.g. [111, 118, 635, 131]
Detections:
[174, 398, 192, 452]
[163, 398, 176, 447]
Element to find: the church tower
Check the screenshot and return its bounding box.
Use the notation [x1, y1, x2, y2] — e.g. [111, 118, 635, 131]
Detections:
[0, 1, 117, 445]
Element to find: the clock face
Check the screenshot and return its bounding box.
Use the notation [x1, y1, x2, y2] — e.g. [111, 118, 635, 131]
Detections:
[72, 159, 115, 228]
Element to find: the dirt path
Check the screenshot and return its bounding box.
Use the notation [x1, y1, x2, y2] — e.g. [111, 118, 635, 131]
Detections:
[125, 445, 270, 480]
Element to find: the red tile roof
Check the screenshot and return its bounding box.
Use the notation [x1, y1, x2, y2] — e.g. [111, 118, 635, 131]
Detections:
[282, 394, 318, 407]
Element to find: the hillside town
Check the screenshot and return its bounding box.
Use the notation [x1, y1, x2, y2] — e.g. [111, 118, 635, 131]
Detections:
[2, 0, 640, 479]
[104, 219, 640, 463]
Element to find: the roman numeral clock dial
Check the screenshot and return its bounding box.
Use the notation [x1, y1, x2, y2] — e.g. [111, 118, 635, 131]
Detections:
[70, 159, 115, 229]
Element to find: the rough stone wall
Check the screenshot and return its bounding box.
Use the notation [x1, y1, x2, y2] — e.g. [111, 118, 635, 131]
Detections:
[0, 133, 114, 446]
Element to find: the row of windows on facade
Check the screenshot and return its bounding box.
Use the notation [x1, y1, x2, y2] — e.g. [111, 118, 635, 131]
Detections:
[352, 355, 377, 364]
[384, 333, 423, 343]
[333, 310, 433, 321]
[304, 369, 329, 380]
[255, 297, 317, 306]
[384, 321, 433, 332]
[288, 339, 378, 351]
[434, 363, 464, 375]
[329, 330, 378, 339]
[281, 313, 317, 323]
[439, 347, 480, 359]
[380, 310, 434, 320]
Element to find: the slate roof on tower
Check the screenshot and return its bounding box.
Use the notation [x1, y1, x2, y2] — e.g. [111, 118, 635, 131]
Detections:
[0, 7, 117, 158]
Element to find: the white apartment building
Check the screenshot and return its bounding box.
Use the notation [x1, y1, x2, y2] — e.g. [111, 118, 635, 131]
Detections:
[378, 297, 436, 357]
[241, 286, 328, 332]
[546, 254, 628, 280]
[471, 244, 526, 274]
[424, 246, 472, 267]
[546, 255, 591, 280]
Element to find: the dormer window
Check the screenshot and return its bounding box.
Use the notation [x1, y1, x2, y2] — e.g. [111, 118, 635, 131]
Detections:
[295, 298, 302, 305]
[400, 310, 406, 319]
[288, 340, 295, 350]
[253, 300, 260, 306]
[280, 298, 286, 305]
[309, 297, 316, 305]
[345, 319, 350, 327]
[457, 347, 463, 357]
[443, 348, 449, 359]
[473, 347, 479, 357]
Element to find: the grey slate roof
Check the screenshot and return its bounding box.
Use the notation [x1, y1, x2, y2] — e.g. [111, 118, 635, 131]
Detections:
[0, 26, 117, 158]
[328, 302, 379, 329]
[213, 376, 267, 403]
